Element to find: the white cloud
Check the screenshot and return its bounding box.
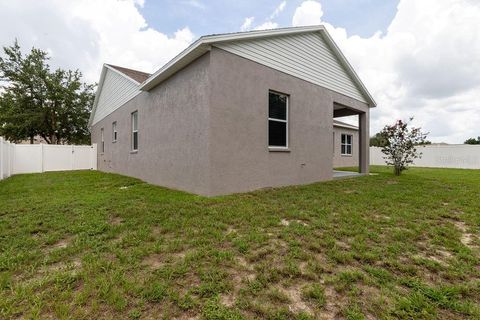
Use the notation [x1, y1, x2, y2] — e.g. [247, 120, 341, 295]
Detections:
[240, 17, 255, 32]
[254, 21, 279, 31]
[270, 1, 287, 20]
[292, 0, 480, 143]
[0, 0, 195, 83]
[241, 1, 285, 32]
[292, 0, 323, 27]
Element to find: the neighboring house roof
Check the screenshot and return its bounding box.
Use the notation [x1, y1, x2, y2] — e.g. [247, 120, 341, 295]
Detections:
[140, 25, 376, 107]
[333, 120, 358, 130]
[106, 64, 150, 84]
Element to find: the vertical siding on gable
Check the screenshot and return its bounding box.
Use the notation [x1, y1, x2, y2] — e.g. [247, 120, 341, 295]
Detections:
[214, 32, 366, 103]
[92, 69, 140, 125]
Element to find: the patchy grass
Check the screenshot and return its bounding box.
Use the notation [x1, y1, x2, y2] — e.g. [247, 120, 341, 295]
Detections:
[0, 166, 479, 319]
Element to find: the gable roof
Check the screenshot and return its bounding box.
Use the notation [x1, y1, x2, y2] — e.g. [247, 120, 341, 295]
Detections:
[140, 25, 376, 107]
[106, 64, 150, 84]
[333, 119, 358, 130]
[88, 64, 148, 127]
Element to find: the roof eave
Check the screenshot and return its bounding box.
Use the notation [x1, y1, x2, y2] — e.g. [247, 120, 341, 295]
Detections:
[140, 26, 326, 92]
[139, 25, 377, 108]
[88, 65, 108, 129]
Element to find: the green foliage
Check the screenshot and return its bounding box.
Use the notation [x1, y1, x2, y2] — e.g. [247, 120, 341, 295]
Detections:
[0, 167, 479, 318]
[379, 117, 428, 175]
[0, 40, 95, 144]
[369, 132, 388, 147]
[464, 136, 480, 145]
[302, 284, 326, 308]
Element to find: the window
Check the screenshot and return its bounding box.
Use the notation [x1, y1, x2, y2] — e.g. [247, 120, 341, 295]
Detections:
[131, 111, 138, 151]
[268, 91, 288, 148]
[112, 121, 117, 142]
[100, 128, 105, 153]
[341, 134, 353, 155]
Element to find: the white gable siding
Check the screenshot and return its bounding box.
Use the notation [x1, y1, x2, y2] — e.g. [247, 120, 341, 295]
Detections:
[92, 69, 140, 126]
[214, 32, 366, 103]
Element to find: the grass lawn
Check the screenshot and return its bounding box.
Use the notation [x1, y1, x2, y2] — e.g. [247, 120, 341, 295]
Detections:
[0, 167, 479, 319]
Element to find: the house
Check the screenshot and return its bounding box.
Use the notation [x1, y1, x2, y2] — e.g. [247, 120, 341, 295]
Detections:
[333, 120, 359, 168]
[89, 25, 376, 196]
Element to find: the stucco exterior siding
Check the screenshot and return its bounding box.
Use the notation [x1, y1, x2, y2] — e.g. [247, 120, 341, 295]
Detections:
[333, 126, 359, 168]
[91, 47, 370, 196]
[207, 47, 368, 195]
[91, 53, 211, 195]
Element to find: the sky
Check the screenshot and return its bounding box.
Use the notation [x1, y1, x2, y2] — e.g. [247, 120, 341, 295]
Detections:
[0, 0, 479, 143]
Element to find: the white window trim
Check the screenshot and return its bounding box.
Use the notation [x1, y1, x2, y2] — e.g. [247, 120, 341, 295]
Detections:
[131, 111, 138, 152]
[268, 91, 289, 150]
[112, 121, 117, 143]
[100, 128, 105, 154]
[341, 133, 353, 156]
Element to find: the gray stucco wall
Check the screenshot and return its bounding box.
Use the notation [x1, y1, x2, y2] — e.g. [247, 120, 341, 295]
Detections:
[333, 126, 359, 168]
[91, 53, 212, 195]
[91, 48, 370, 196]
[207, 47, 369, 195]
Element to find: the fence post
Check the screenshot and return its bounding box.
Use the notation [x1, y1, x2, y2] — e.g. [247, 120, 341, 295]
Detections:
[0, 137, 4, 180]
[40, 143, 45, 173]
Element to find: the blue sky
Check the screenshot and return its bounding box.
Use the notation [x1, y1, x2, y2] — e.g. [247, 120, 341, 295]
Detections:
[140, 0, 399, 38]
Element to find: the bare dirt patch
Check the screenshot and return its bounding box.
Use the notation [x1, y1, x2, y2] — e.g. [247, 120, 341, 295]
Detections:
[226, 226, 237, 235]
[280, 219, 308, 227]
[46, 257, 82, 273]
[321, 286, 341, 319]
[142, 254, 165, 269]
[109, 216, 123, 226]
[415, 248, 452, 267]
[45, 236, 73, 253]
[454, 221, 476, 247]
[280, 284, 313, 315]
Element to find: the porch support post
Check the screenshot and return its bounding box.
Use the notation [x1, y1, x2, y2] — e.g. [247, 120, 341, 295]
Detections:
[359, 111, 369, 174]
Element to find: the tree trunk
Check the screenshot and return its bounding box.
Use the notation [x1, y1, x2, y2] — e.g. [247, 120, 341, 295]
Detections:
[30, 136, 34, 144]
[394, 166, 402, 176]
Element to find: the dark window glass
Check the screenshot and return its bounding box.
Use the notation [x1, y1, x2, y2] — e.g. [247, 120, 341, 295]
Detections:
[131, 111, 138, 151]
[269, 92, 287, 120]
[133, 132, 138, 150]
[341, 134, 352, 155]
[268, 121, 287, 147]
[101, 128, 105, 153]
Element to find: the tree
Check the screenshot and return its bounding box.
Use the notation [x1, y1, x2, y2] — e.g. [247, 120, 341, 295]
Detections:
[380, 118, 428, 176]
[0, 40, 95, 144]
[464, 137, 480, 145]
[370, 132, 388, 147]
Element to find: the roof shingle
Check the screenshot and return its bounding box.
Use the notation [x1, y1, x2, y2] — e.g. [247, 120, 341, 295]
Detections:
[106, 64, 150, 83]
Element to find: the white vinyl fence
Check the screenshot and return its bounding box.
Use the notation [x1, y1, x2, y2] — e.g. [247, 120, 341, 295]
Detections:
[0, 137, 14, 180]
[370, 145, 480, 169]
[0, 137, 97, 180]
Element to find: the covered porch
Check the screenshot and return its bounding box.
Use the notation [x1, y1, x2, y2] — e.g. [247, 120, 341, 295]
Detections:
[333, 102, 370, 175]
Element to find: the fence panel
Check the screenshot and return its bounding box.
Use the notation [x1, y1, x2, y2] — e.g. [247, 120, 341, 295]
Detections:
[73, 145, 96, 170]
[0, 137, 97, 179]
[43, 145, 74, 172]
[13, 144, 43, 174]
[370, 145, 480, 169]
